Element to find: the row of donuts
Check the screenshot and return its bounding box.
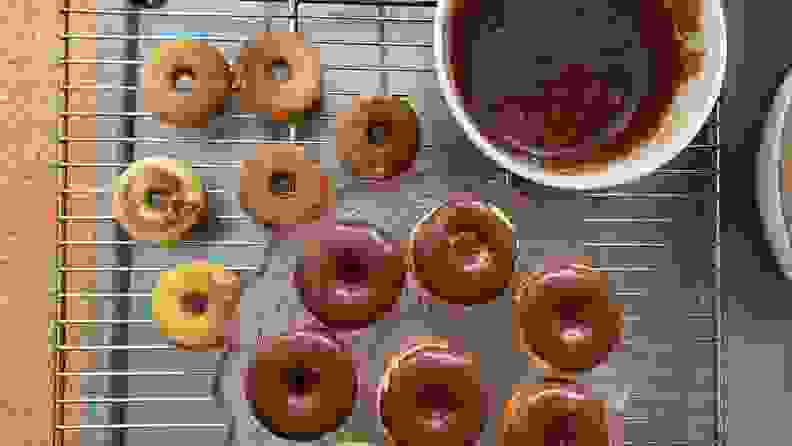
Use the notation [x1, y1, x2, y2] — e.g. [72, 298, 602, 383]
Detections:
[145, 33, 320, 127]
[153, 246, 622, 372]
[240, 332, 618, 445]
[145, 32, 419, 178]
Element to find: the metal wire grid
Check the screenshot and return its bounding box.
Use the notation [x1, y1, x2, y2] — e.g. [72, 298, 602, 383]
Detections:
[51, 0, 727, 444]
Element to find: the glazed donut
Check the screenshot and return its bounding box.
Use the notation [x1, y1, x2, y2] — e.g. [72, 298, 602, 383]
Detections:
[112, 158, 208, 241]
[336, 96, 419, 178]
[379, 338, 483, 446]
[409, 201, 514, 305]
[511, 264, 624, 373]
[294, 222, 407, 331]
[237, 32, 321, 114]
[239, 144, 335, 226]
[499, 382, 610, 446]
[250, 330, 356, 441]
[152, 262, 241, 351]
[143, 40, 232, 128]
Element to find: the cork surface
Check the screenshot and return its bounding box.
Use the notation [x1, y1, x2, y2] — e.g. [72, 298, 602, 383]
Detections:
[0, 0, 96, 444]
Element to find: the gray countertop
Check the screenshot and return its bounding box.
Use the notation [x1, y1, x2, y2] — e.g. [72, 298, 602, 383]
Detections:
[720, 0, 792, 444]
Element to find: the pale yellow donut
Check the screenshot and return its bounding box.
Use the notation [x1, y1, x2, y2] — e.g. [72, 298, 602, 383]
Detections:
[152, 262, 240, 351]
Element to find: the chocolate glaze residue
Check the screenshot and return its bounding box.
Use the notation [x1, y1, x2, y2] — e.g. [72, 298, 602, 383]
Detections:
[446, 0, 706, 175]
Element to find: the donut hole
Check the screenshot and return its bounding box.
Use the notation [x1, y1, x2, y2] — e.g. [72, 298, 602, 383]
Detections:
[170, 67, 195, 96]
[367, 124, 388, 146]
[271, 59, 291, 81]
[269, 171, 296, 197]
[333, 249, 369, 286]
[282, 366, 322, 397]
[545, 414, 579, 445]
[179, 292, 209, 318]
[143, 189, 167, 210]
[553, 303, 593, 343]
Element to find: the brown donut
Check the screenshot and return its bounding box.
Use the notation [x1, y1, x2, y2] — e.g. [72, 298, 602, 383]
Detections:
[112, 158, 208, 241]
[237, 32, 321, 114]
[336, 96, 419, 178]
[251, 331, 356, 440]
[379, 338, 483, 446]
[499, 382, 609, 446]
[409, 202, 514, 305]
[239, 144, 335, 226]
[296, 222, 407, 331]
[511, 264, 624, 373]
[143, 41, 232, 128]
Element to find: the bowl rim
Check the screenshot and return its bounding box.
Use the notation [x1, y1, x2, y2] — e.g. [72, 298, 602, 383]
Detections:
[758, 66, 792, 281]
[433, 0, 727, 190]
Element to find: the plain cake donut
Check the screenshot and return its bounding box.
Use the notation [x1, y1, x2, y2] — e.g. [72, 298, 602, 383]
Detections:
[335, 96, 419, 178]
[239, 144, 335, 227]
[152, 261, 241, 351]
[236, 32, 322, 115]
[112, 158, 208, 241]
[143, 40, 233, 128]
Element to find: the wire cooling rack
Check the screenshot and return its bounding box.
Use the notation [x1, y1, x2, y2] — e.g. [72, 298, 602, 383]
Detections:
[52, 0, 727, 445]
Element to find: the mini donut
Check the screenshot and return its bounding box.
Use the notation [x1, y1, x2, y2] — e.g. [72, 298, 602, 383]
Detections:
[112, 158, 208, 241]
[251, 331, 356, 440]
[379, 338, 484, 446]
[239, 144, 335, 227]
[336, 96, 419, 178]
[143, 40, 233, 128]
[499, 382, 610, 446]
[294, 222, 407, 331]
[237, 32, 321, 114]
[409, 202, 514, 305]
[511, 264, 624, 373]
[152, 262, 241, 351]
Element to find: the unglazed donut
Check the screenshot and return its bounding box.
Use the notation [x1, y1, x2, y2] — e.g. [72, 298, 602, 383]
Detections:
[152, 261, 240, 351]
[379, 337, 484, 446]
[499, 382, 610, 446]
[511, 264, 624, 373]
[335, 96, 419, 178]
[112, 158, 207, 241]
[237, 32, 321, 114]
[294, 222, 407, 331]
[409, 201, 514, 305]
[239, 144, 335, 226]
[250, 330, 356, 441]
[143, 40, 233, 128]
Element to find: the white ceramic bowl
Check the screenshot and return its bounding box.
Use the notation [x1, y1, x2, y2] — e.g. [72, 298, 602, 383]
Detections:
[434, 0, 727, 190]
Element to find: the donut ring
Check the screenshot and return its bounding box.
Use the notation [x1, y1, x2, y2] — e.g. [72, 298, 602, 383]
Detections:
[409, 202, 514, 305]
[512, 264, 624, 373]
[143, 41, 232, 128]
[152, 262, 241, 351]
[499, 382, 609, 446]
[112, 158, 208, 241]
[295, 222, 407, 331]
[251, 331, 356, 440]
[336, 96, 419, 178]
[379, 338, 483, 446]
[239, 144, 335, 226]
[237, 32, 321, 114]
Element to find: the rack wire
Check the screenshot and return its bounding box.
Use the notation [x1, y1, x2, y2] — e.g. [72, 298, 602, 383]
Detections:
[53, 0, 727, 445]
